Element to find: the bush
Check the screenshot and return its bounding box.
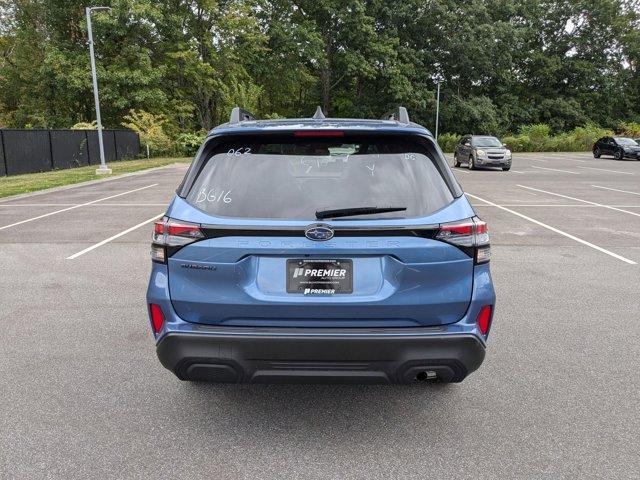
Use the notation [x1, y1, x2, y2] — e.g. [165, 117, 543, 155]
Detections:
[618, 122, 640, 137]
[437, 133, 460, 153]
[502, 134, 533, 152]
[566, 125, 613, 151]
[518, 124, 550, 150]
[122, 110, 172, 156]
[71, 121, 97, 130]
[542, 133, 571, 152]
[500, 124, 613, 152]
[438, 123, 617, 153]
[175, 131, 206, 157]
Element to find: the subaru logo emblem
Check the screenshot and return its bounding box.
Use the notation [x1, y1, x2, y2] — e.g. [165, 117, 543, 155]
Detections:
[305, 224, 334, 241]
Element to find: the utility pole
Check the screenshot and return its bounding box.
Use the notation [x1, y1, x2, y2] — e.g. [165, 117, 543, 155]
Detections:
[435, 80, 441, 140]
[86, 6, 112, 175]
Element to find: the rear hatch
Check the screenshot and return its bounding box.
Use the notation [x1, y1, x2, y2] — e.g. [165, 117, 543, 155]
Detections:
[162, 132, 477, 328]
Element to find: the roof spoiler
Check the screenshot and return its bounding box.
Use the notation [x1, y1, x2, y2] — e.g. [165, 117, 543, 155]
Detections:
[382, 106, 410, 124]
[229, 107, 257, 124]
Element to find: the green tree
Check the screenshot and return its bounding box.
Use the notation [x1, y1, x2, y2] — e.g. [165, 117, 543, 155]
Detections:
[1, 0, 639, 136]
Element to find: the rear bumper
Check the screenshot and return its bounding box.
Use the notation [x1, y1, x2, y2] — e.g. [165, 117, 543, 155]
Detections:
[156, 329, 486, 384]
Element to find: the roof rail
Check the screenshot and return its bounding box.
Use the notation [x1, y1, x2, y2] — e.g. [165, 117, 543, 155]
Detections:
[229, 107, 257, 124]
[382, 106, 410, 124]
[312, 106, 326, 119]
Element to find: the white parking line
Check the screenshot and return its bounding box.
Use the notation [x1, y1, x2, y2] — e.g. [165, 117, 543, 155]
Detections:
[66, 213, 164, 260]
[92, 203, 169, 206]
[578, 166, 634, 175]
[0, 204, 77, 207]
[472, 204, 640, 207]
[540, 153, 587, 162]
[0, 184, 158, 231]
[517, 185, 640, 218]
[591, 185, 640, 196]
[531, 165, 580, 174]
[0, 203, 167, 207]
[466, 192, 637, 265]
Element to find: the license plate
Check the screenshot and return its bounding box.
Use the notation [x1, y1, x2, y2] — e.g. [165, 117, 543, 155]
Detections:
[287, 259, 353, 294]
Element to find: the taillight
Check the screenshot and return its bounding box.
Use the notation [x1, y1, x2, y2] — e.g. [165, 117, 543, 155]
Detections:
[149, 303, 165, 334]
[476, 305, 493, 335]
[151, 217, 204, 263]
[435, 217, 490, 264]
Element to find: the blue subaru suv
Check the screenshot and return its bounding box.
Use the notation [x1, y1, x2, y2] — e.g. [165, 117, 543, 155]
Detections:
[146, 106, 496, 384]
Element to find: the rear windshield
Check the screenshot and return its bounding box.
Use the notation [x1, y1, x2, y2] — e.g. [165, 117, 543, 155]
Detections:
[186, 136, 454, 220]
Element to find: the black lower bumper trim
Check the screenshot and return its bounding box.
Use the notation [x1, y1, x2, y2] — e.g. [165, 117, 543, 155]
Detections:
[156, 331, 486, 384]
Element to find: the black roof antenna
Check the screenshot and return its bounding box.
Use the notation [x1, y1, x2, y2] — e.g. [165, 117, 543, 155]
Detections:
[312, 106, 326, 119]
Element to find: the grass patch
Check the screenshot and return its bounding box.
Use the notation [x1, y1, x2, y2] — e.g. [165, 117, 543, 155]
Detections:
[0, 157, 191, 198]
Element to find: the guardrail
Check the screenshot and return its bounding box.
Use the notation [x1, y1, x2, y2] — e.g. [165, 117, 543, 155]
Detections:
[0, 129, 140, 176]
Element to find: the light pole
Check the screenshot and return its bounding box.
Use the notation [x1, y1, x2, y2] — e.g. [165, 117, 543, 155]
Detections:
[86, 6, 112, 175]
[434, 79, 442, 140]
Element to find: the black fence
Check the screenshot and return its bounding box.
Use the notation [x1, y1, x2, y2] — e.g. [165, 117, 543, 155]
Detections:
[0, 129, 140, 176]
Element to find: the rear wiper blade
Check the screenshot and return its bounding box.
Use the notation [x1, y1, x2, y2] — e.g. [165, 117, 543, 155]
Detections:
[315, 206, 407, 220]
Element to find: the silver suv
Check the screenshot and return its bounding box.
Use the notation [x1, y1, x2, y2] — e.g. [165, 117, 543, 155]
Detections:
[454, 135, 512, 171]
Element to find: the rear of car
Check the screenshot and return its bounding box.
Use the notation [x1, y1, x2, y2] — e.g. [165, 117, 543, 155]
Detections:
[146, 107, 496, 384]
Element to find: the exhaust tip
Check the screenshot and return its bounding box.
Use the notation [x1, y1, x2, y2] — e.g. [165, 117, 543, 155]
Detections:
[415, 370, 437, 382]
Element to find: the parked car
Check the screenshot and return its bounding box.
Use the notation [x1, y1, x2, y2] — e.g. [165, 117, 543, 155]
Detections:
[147, 106, 496, 384]
[453, 135, 512, 170]
[593, 137, 640, 160]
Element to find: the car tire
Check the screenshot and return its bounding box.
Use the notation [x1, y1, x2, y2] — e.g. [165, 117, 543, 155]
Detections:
[593, 148, 601, 158]
[614, 149, 623, 160]
[502, 166, 511, 171]
[468, 155, 475, 170]
[454, 153, 461, 167]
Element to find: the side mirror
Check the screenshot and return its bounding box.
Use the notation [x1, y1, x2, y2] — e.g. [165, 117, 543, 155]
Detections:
[502, 143, 507, 147]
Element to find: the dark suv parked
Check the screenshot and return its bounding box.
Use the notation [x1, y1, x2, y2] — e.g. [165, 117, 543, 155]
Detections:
[593, 137, 640, 160]
[454, 135, 512, 171]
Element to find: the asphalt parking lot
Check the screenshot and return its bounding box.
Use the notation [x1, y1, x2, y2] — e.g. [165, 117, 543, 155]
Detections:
[1, 152, 639, 479]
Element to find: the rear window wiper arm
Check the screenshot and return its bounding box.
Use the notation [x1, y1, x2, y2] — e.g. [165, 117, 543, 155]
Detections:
[315, 206, 407, 220]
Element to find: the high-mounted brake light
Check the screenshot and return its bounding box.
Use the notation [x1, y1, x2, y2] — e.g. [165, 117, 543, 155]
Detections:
[293, 130, 345, 137]
[151, 217, 204, 263]
[435, 217, 491, 264]
[476, 305, 493, 335]
[149, 303, 165, 334]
